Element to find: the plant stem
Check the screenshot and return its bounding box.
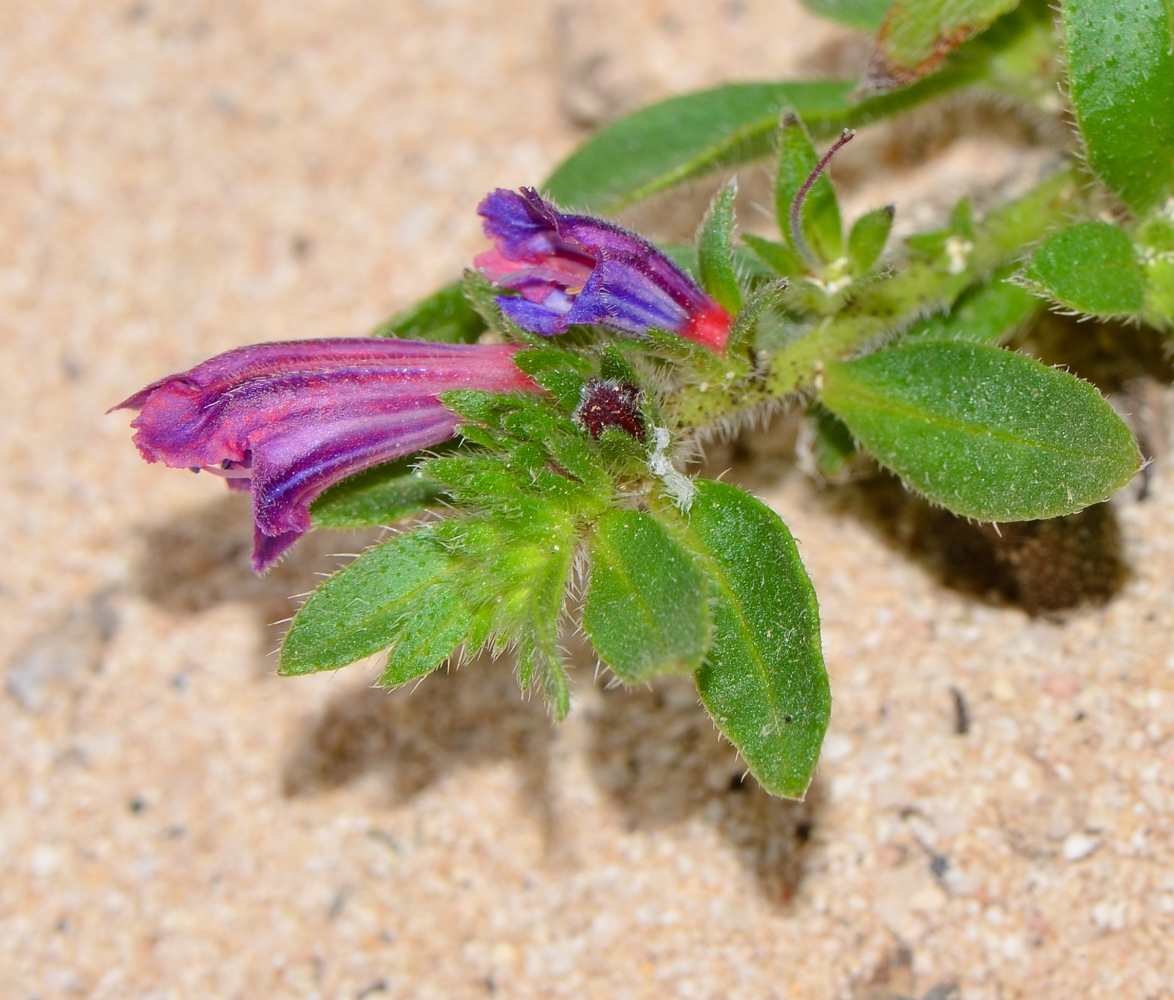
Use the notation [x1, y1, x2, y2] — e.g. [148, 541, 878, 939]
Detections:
[671, 167, 1081, 430]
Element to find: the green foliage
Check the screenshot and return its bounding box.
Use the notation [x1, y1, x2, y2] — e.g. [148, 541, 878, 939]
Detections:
[807, 402, 858, 478]
[696, 181, 744, 313]
[863, 0, 1021, 92]
[370, 280, 487, 343]
[310, 457, 443, 528]
[544, 65, 990, 214]
[743, 234, 805, 278]
[280, 526, 469, 679]
[800, 0, 893, 30]
[1137, 207, 1174, 326]
[847, 205, 895, 276]
[1020, 222, 1146, 318]
[583, 511, 711, 684]
[819, 342, 1141, 520]
[273, 0, 1160, 800]
[1061, 0, 1174, 213]
[904, 270, 1039, 345]
[665, 481, 829, 800]
[776, 113, 844, 265]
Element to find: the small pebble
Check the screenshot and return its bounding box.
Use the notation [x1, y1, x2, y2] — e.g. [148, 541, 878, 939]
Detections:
[1062, 832, 1101, 862]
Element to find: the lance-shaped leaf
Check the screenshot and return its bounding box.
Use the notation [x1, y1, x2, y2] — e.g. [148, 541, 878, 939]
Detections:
[801, 0, 894, 31]
[820, 342, 1141, 521]
[452, 513, 580, 719]
[847, 205, 895, 275]
[777, 112, 844, 265]
[807, 402, 858, 478]
[1020, 222, 1146, 319]
[583, 510, 711, 684]
[543, 69, 981, 214]
[310, 456, 444, 529]
[279, 526, 471, 680]
[904, 270, 1039, 345]
[513, 348, 597, 411]
[743, 234, 805, 278]
[696, 181, 743, 314]
[1061, 0, 1174, 213]
[1137, 211, 1174, 327]
[370, 280, 487, 343]
[862, 0, 1021, 93]
[546, 81, 853, 213]
[663, 480, 829, 800]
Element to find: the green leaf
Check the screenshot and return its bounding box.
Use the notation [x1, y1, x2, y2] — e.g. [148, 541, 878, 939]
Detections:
[777, 112, 844, 264]
[696, 181, 743, 313]
[379, 585, 483, 687]
[863, 0, 1021, 92]
[847, 205, 895, 275]
[904, 271, 1040, 345]
[546, 81, 853, 213]
[543, 70, 979, 213]
[583, 511, 711, 684]
[801, 0, 894, 30]
[454, 514, 580, 719]
[1061, 0, 1174, 213]
[370, 280, 487, 343]
[513, 348, 596, 411]
[1020, 221, 1146, 318]
[279, 527, 466, 678]
[820, 342, 1141, 520]
[807, 402, 858, 478]
[310, 457, 444, 529]
[743, 234, 805, 277]
[665, 480, 829, 800]
[1137, 208, 1174, 326]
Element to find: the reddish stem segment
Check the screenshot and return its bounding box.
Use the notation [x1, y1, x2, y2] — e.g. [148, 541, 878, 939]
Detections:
[789, 127, 856, 269]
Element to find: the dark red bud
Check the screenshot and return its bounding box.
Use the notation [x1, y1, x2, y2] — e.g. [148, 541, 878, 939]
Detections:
[574, 379, 645, 443]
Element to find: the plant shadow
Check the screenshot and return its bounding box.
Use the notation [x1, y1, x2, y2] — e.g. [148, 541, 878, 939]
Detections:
[818, 471, 1130, 616]
[584, 674, 823, 905]
[281, 655, 556, 828]
[133, 493, 383, 654]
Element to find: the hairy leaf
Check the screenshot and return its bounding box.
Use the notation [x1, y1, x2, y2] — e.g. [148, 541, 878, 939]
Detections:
[743, 234, 805, 278]
[665, 480, 829, 800]
[1020, 222, 1146, 318]
[311, 457, 443, 528]
[820, 342, 1141, 520]
[370, 280, 486, 343]
[847, 205, 896, 275]
[777, 112, 844, 265]
[696, 181, 743, 313]
[513, 348, 596, 410]
[801, 0, 894, 30]
[584, 511, 711, 684]
[862, 0, 1021, 93]
[1061, 0, 1174, 213]
[904, 270, 1039, 344]
[544, 69, 980, 213]
[807, 402, 858, 478]
[280, 527, 465, 677]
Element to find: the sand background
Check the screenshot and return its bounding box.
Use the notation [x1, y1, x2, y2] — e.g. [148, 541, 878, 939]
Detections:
[1, 1, 1172, 998]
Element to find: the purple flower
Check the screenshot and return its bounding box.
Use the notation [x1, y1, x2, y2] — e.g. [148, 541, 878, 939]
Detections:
[475, 188, 732, 353]
[114, 338, 538, 572]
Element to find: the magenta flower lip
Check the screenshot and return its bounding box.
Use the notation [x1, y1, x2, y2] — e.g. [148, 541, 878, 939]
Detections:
[476, 188, 732, 352]
[114, 338, 537, 572]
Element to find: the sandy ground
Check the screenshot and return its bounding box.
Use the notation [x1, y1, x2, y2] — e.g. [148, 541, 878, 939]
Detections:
[1, 2, 1172, 998]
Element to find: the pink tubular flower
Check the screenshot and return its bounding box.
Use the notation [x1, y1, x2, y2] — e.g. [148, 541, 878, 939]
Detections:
[114, 338, 538, 572]
[475, 188, 732, 352]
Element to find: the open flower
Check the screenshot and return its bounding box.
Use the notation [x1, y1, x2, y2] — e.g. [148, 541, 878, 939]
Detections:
[475, 187, 732, 352]
[114, 338, 537, 572]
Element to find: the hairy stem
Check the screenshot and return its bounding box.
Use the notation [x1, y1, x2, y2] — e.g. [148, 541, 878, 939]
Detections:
[671, 167, 1081, 430]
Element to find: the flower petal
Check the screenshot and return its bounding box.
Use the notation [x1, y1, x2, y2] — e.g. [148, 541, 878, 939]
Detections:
[116, 338, 537, 571]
